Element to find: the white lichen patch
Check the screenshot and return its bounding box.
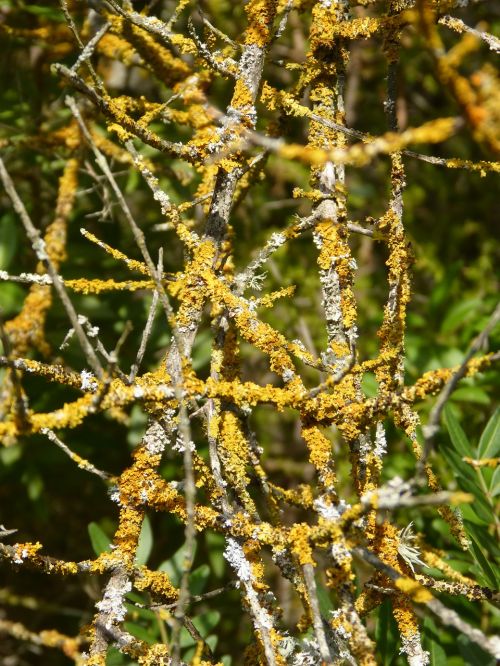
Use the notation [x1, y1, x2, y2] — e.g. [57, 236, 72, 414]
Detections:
[95, 579, 132, 628]
[172, 435, 195, 453]
[80, 370, 98, 392]
[144, 421, 166, 456]
[373, 422, 387, 459]
[314, 496, 349, 521]
[223, 537, 252, 582]
[12, 546, 29, 565]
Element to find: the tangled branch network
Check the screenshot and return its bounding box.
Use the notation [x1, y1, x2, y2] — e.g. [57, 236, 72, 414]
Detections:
[0, 1, 499, 665]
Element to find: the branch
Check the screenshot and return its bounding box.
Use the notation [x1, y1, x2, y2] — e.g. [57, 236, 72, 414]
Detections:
[423, 302, 500, 449]
[0, 157, 104, 378]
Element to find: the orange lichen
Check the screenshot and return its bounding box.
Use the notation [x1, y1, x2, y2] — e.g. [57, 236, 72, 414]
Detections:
[301, 422, 336, 489]
[244, 0, 277, 48]
[219, 410, 256, 511]
[289, 523, 314, 566]
[135, 567, 178, 602]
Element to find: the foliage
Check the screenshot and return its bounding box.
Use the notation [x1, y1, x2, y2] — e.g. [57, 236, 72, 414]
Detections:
[0, 1, 499, 665]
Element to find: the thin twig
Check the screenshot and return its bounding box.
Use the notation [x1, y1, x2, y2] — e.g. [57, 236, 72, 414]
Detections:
[66, 96, 183, 355]
[171, 403, 197, 665]
[439, 14, 500, 53]
[54, 68, 193, 161]
[70, 21, 111, 74]
[129, 256, 162, 383]
[303, 563, 334, 664]
[0, 157, 104, 378]
[0, 312, 29, 426]
[353, 547, 500, 660]
[41, 428, 114, 483]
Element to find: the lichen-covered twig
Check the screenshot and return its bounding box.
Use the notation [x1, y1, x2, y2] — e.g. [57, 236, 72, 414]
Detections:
[0, 157, 104, 378]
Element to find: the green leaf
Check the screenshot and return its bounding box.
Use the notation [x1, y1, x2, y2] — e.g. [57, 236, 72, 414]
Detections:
[461, 503, 489, 527]
[135, 515, 153, 566]
[464, 522, 500, 559]
[445, 558, 473, 574]
[429, 263, 458, 310]
[376, 600, 399, 666]
[0, 443, 22, 467]
[193, 330, 212, 371]
[450, 386, 490, 406]
[22, 469, 43, 501]
[457, 634, 495, 666]
[158, 541, 198, 586]
[192, 610, 221, 637]
[490, 466, 500, 497]
[440, 348, 465, 369]
[179, 626, 197, 649]
[443, 405, 474, 458]
[206, 634, 218, 651]
[206, 531, 225, 578]
[182, 647, 196, 663]
[316, 581, 334, 616]
[440, 298, 482, 334]
[423, 617, 447, 666]
[184, 634, 218, 662]
[0, 282, 25, 316]
[126, 404, 147, 448]
[440, 448, 493, 524]
[440, 446, 476, 484]
[478, 408, 500, 459]
[106, 647, 135, 665]
[124, 602, 156, 623]
[125, 168, 140, 195]
[362, 373, 379, 398]
[0, 213, 17, 269]
[468, 537, 499, 589]
[23, 5, 64, 20]
[88, 522, 112, 556]
[123, 621, 156, 644]
[189, 564, 210, 596]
